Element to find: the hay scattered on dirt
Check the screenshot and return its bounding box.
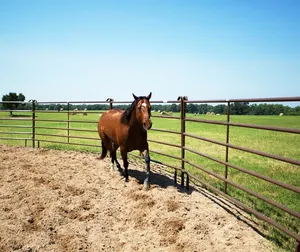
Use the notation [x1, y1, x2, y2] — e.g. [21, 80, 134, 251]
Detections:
[0, 145, 273, 251]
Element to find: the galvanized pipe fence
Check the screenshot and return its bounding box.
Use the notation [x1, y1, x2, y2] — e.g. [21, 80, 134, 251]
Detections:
[0, 96, 300, 251]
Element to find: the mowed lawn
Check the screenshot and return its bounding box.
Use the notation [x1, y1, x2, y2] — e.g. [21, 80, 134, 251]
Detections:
[0, 110, 299, 251]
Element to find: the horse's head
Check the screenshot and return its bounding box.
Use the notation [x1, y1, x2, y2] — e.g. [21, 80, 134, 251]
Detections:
[133, 92, 152, 130]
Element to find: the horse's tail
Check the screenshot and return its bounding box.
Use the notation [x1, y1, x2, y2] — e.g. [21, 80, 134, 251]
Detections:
[100, 140, 108, 159]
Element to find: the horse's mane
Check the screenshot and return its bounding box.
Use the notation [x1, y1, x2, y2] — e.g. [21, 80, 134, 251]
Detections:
[120, 96, 148, 124]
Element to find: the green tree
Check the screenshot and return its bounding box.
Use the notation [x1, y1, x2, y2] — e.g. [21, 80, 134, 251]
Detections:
[292, 106, 300, 115]
[170, 103, 180, 112]
[231, 102, 250, 115]
[213, 104, 227, 114]
[198, 104, 214, 114]
[186, 103, 198, 114]
[2, 92, 26, 116]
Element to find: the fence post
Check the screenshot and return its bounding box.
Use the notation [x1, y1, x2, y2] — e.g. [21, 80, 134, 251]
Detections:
[224, 101, 231, 194]
[31, 100, 36, 148]
[106, 98, 114, 109]
[67, 102, 70, 143]
[178, 96, 188, 188]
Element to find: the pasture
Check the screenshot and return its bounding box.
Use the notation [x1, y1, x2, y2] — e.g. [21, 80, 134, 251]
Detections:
[0, 110, 299, 251]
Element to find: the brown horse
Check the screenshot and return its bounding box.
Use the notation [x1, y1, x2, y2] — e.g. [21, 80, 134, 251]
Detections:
[98, 92, 152, 188]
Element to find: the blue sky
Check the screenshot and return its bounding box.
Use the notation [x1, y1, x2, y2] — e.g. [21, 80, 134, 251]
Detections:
[0, 0, 299, 104]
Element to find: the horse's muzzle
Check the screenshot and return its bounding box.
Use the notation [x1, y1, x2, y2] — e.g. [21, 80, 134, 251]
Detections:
[143, 121, 152, 130]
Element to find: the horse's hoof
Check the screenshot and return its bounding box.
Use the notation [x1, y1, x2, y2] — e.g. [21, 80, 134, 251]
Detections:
[125, 178, 129, 183]
[144, 181, 150, 190]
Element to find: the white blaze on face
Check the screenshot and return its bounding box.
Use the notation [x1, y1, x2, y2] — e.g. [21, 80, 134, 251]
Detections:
[142, 102, 147, 108]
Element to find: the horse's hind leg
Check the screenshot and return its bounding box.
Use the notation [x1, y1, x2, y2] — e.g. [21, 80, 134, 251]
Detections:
[109, 151, 115, 171]
[111, 150, 122, 173]
[99, 140, 107, 159]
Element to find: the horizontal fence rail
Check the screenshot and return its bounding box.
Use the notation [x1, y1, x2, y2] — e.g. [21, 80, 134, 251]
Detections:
[0, 96, 300, 251]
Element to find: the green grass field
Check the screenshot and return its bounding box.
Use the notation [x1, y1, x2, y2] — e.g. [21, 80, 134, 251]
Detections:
[0, 110, 299, 251]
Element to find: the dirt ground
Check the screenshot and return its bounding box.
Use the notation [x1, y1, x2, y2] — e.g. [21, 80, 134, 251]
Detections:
[0, 144, 274, 252]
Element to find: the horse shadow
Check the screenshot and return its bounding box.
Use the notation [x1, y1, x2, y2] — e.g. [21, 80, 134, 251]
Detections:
[127, 168, 194, 194]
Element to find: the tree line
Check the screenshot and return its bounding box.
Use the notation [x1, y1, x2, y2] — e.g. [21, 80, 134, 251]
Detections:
[154, 102, 300, 115]
[1, 93, 300, 115]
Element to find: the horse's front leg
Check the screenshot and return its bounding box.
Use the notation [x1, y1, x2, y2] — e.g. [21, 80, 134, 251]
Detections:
[142, 149, 151, 189]
[120, 148, 129, 182]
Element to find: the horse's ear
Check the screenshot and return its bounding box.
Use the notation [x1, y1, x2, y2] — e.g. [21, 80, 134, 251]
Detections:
[132, 93, 138, 100]
[147, 92, 152, 100]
